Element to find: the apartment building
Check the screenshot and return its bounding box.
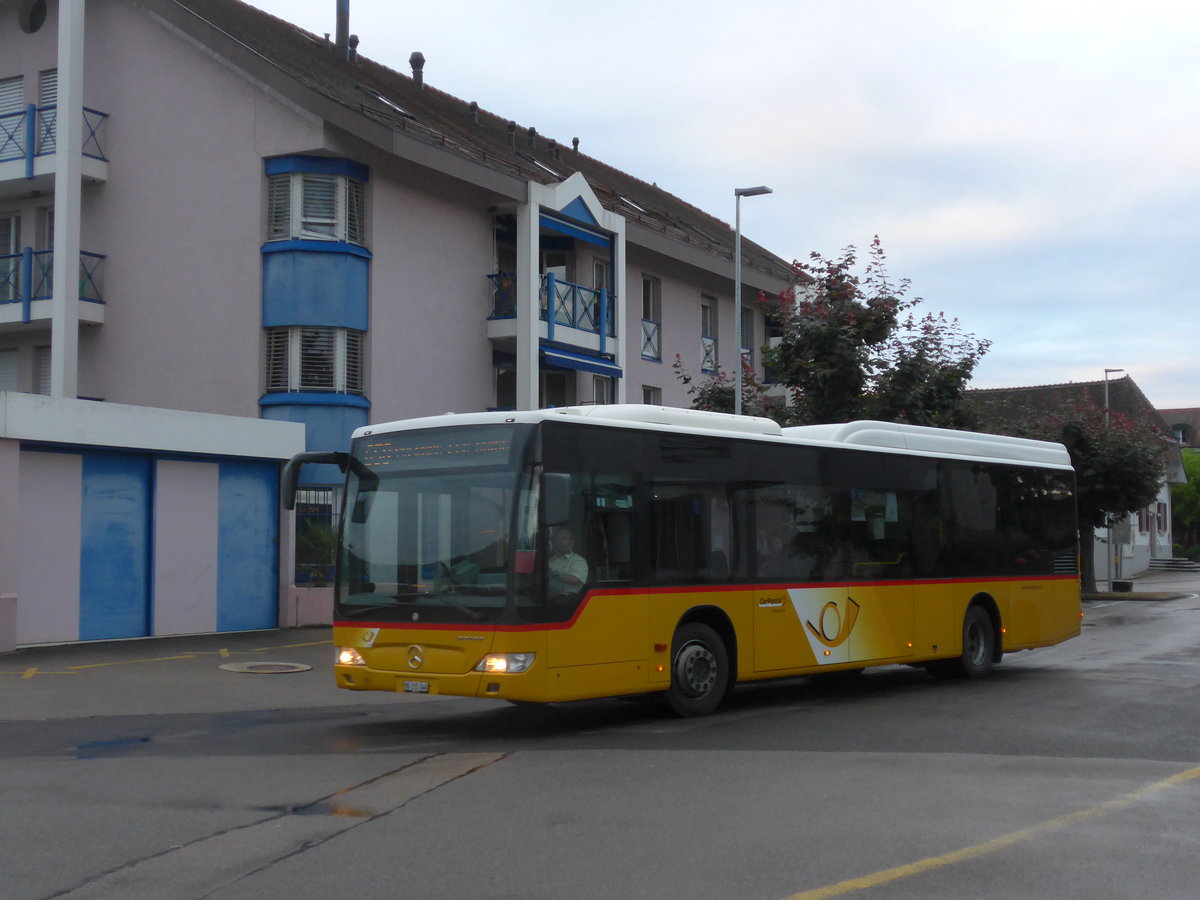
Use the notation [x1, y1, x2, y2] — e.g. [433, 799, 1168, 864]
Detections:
[0, 0, 795, 645]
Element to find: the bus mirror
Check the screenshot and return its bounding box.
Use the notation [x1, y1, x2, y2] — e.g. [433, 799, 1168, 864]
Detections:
[351, 493, 375, 524]
[544, 473, 571, 526]
[281, 451, 350, 510]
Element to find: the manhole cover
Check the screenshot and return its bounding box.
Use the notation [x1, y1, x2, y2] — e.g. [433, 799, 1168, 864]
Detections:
[218, 661, 313, 675]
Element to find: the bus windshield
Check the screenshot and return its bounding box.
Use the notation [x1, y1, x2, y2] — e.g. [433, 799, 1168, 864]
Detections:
[336, 424, 538, 625]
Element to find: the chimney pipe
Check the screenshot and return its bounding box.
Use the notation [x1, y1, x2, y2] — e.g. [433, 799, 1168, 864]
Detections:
[348, 34, 359, 62]
[335, 0, 349, 60]
[469, 101, 479, 125]
[572, 137, 579, 155]
[410, 51, 425, 88]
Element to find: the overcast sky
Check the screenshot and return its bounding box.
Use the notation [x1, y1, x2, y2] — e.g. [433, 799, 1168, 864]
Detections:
[248, 0, 1198, 409]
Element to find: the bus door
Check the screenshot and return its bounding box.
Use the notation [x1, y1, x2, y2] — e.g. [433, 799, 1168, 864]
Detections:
[843, 488, 915, 664]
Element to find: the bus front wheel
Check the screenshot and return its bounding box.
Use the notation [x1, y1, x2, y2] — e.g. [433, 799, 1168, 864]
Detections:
[666, 623, 730, 717]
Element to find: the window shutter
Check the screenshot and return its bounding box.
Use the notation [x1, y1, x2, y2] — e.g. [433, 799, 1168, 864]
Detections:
[266, 174, 292, 241]
[343, 329, 364, 394]
[298, 327, 336, 390]
[0, 349, 17, 392]
[0, 78, 23, 162]
[37, 69, 57, 154]
[264, 328, 290, 391]
[38, 70, 56, 106]
[345, 178, 366, 245]
[34, 345, 51, 394]
[0, 77, 22, 114]
[300, 174, 338, 238]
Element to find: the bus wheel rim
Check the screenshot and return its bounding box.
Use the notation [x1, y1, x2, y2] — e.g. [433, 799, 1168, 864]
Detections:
[676, 641, 718, 697]
[965, 620, 987, 666]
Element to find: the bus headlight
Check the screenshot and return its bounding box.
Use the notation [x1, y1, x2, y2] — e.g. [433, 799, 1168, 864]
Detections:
[474, 652, 535, 674]
[337, 647, 367, 666]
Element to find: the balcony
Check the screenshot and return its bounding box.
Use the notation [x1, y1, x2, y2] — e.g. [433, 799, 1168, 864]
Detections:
[0, 104, 109, 198]
[487, 272, 617, 354]
[0, 248, 106, 330]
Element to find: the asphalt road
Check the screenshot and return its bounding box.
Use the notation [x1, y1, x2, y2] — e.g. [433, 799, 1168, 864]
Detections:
[2, 581, 1198, 899]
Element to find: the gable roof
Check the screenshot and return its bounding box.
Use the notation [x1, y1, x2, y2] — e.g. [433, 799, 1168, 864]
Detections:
[967, 376, 1171, 433]
[966, 377, 1186, 483]
[152, 0, 799, 287]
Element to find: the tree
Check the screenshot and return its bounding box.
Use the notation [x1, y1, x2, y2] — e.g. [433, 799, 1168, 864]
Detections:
[1170, 449, 1200, 553]
[674, 237, 990, 427]
[975, 400, 1170, 593]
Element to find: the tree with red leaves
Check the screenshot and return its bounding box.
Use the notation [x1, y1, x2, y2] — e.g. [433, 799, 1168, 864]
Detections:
[675, 236, 990, 427]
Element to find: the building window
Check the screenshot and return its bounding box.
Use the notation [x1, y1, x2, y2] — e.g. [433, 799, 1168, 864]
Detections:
[0, 77, 24, 163]
[642, 385, 661, 405]
[295, 487, 341, 585]
[740, 305, 755, 369]
[34, 345, 50, 394]
[641, 275, 662, 361]
[701, 294, 718, 373]
[264, 326, 365, 394]
[0, 348, 16, 391]
[591, 375, 611, 405]
[266, 172, 366, 245]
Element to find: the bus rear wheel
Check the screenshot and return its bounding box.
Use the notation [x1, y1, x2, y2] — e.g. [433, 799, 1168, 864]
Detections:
[666, 622, 730, 717]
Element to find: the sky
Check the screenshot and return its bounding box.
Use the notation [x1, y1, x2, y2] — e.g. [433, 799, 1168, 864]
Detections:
[248, 0, 1199, 409]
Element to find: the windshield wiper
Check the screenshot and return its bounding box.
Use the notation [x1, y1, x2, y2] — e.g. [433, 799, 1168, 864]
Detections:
[420, 592, 483, 620]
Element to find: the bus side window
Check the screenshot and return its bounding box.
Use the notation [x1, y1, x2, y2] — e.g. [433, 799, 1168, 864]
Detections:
[649, 484, 732, 584]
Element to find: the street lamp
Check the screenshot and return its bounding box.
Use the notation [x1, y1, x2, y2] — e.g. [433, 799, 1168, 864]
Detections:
[1103, 367, 1124, 428]
[1103, 367, 1124, 589]
[733, 185, 772, 415]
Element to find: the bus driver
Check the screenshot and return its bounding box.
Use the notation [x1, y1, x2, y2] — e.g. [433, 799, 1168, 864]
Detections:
[548, 526, 589, 596]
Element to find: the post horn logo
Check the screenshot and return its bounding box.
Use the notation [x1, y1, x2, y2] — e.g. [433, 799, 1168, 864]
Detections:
[805, 597, 861, 648]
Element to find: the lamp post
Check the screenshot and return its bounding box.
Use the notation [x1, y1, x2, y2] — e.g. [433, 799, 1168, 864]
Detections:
[1103, 367, 1124, 588]
[733, 185, 772, 415]
[1103, 367, 1124, 428]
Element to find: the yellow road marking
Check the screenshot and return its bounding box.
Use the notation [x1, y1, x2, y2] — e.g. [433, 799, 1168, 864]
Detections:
[253, 639, 332, 650]
[784, 766, 1200, 900]
[67, 654, 197, 670]
[4, 638, 332, 678]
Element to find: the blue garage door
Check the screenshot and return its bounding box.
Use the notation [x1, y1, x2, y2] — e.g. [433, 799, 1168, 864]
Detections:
[79, 451, 152, 641]
[217, 460, 280, 632]
[76, 451, 280, 640]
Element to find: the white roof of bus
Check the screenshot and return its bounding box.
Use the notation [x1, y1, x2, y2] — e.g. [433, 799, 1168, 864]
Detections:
[353, 406, 1072, 469]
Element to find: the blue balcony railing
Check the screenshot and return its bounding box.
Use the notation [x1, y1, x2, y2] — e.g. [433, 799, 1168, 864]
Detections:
[0, 248, 105, 322]
[487, 272, 617, 339]
[0, 104, 109, 170]
[540, 273, 616, 338]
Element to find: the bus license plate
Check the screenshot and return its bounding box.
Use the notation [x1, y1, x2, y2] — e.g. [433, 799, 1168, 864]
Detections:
[403, 680, 430, 694]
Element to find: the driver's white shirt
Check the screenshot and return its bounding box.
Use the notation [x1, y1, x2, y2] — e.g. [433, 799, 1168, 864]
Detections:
[548, 551, 588, 589]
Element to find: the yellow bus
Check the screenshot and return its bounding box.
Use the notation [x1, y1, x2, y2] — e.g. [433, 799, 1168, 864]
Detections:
[284, 405, 1080, 716]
